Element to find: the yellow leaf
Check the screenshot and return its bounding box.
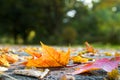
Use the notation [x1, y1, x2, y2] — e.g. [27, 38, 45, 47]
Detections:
[107, 69, 120, 80]
[71, 56, 88, 63]
[0, 52, 19, 66]
[104, 52, 112, 56]
[0, 55, 10, 67]
[4, 53, 19, 63]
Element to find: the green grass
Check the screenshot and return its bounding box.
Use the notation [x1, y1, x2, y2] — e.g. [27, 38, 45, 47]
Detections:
[70, 43, 120, 50]
[92, 43, 120, 50]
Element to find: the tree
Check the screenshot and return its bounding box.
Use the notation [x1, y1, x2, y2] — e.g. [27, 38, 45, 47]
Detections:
[0, 0, 65, 44]
[92, 0, 120, 44]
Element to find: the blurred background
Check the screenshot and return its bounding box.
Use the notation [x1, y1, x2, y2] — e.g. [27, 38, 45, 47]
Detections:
[0, 0, 120, 45]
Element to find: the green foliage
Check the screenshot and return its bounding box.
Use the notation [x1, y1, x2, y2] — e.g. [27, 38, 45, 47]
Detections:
[0, 0, 120, 45]
[61, 27, 77, 45]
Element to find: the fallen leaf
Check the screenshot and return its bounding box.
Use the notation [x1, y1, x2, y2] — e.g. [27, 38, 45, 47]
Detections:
[0, 52, 19, 66]
[104, 52, 112, 56]
[115, 52, 120, 57]
[71, 57, 120, 75]
[24, 48, 42, 58]
[0, 48, 9, 54]
[23, 42, 70, 67]
[85, 42, 96, 54]
[0, 55, 10, 67]
[3, 53, 19, 63]
[107, 69, 120, 80]
[71, 56, 88, 63]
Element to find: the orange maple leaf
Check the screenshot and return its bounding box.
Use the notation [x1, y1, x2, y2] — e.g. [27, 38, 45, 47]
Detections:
[24, 48, 42, 58]
[85, 42, 96, 53]
[23, 42, 70, 67]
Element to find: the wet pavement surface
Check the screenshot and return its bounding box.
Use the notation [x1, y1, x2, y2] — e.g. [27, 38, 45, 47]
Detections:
[2, 67, 107, 80]
[0, 46, 120, 80]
